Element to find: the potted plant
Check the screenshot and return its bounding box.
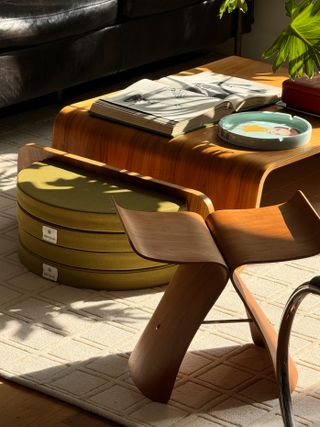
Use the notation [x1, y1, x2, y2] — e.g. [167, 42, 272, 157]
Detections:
[220, 0, 320, 78]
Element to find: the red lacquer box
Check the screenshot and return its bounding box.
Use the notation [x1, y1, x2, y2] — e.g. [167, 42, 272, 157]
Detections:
[282, 75, 320, 114]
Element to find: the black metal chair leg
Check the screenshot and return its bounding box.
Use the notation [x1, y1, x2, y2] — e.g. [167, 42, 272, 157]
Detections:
[277, 276, 320, 427]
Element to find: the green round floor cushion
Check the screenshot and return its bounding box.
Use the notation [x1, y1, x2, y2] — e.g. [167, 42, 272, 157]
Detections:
[17, 160, 185, 290]
[19, 226, 167, 270]
[17, 161, 186, 232]
[17, 205, 132, 252]
[19, 242, 176, 291]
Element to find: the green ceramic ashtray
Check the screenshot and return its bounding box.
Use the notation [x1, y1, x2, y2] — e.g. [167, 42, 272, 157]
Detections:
[218, 111, 312, 150]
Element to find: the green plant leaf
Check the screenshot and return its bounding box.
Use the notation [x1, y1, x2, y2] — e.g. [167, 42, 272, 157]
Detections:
[219, 0, 248, 18]
[285, 0, 310, 17]
[220, 0, 320, 78]
[262, 0, 320, 78]
[304, 55, 314, 76]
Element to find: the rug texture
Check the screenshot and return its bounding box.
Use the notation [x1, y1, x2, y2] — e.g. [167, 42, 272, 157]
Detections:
[0, 188, 320, 427]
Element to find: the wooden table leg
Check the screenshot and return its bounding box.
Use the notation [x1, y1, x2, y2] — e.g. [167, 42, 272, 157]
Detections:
[129, 262, 229, 402]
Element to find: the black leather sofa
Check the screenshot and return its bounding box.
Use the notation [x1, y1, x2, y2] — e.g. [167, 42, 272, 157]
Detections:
[0, 0, 254, 109]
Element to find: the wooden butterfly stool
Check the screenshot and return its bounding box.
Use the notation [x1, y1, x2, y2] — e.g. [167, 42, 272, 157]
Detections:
[115, 192, 320, 402]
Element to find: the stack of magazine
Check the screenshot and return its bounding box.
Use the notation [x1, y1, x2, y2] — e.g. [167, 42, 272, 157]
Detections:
[90, 71, 281, 137]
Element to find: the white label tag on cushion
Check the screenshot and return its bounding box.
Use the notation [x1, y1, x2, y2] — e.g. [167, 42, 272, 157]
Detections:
[42, 226, 58, 244]
[42, 264, 58, 282]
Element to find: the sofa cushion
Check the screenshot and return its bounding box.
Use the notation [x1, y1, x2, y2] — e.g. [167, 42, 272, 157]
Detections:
[121, 0, 201, 18]
[0, 0, 118, 49]
[0, 25, 122, 108]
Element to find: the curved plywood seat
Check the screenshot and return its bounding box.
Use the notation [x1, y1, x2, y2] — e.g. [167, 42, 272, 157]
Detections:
[206, 191, 320, 271]
[114, 191, 320, 402]
[115, 206, 226, 265]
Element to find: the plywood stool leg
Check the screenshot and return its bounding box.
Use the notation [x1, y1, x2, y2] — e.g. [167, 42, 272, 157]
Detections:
[129, 262, 229, 402]
[244, 307, 265, 347]
[232, 271, 298, 391]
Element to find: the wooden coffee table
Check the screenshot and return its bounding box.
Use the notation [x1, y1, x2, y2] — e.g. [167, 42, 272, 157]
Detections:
[52, 56, 320, 209]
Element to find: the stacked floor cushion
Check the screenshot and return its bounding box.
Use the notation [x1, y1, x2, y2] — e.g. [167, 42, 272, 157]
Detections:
[17, 160, 186, 290]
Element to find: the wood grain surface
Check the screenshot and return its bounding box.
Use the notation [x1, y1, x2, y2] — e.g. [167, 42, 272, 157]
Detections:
[128, 263, 229, 402]
[18, 143, 214, 220]
[114, 190, 320, 401]
[52, 56, 320, 209]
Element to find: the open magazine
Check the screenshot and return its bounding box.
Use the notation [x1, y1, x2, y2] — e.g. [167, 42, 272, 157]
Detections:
[90, 71, 281, 137]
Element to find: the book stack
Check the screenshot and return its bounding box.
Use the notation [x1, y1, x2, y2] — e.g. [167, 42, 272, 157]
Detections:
[90, 71, 281, 137]
[16, 160, 184, 290]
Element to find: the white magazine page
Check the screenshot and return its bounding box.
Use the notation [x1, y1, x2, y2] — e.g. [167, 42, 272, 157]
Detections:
[104, 79, 228, 121]
[159, 72, 281, 108]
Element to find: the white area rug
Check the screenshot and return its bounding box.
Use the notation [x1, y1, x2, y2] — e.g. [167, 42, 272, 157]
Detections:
[1, 185, 320, 426]
[1, 105, 320, 426]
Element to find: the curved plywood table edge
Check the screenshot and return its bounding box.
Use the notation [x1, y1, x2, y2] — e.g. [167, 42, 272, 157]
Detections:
[52, 103, 320, 209]
[174, 124, 320, 209]
[52, 107, 263, 209]
[51, 55, 320, 210]
[251, 145, 320, 209]
[211, 148, 320, 210]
